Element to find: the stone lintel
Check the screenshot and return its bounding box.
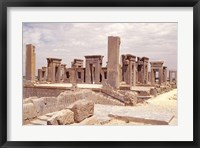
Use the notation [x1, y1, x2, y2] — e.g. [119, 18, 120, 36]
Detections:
[123, 54, 136, 61]
[150, 61, 164, 67]
[74, 59, 83, 62]
[141, 57, 149, 61]
[47, 58, 62, 63]
[85, 55, 104, 59]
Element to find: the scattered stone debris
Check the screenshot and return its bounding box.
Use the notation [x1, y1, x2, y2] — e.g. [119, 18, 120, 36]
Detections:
[69, 99, 94, 123]
[47, 109, 74, 125]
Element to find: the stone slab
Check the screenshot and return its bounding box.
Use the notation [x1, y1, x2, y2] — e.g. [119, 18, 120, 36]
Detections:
[30, 119, 47, 125]
[94, 104, 174, 125]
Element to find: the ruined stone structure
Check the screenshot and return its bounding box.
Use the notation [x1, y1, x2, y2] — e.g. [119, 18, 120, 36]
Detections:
[71, 59, 83, 68]
[150, 61, 164, 85]
[137, 57, 149, 85]
[38, 67, 47, 81]
[65, 59, 85, 83]
[85, 55, 104, 84]
[26, 36, 176, 87]
[122, 54, 137, 86]
[169, 70, 177, 83]
[107, 36, 121, 89]
[47, 58, 62, 83]
[26, 44, 36, 81]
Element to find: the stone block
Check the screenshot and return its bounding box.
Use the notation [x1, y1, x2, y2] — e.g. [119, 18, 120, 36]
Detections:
[70, 99, 94, 123]
[23, 103, 37, 119]
[23, 96, 38, 104]
[31, 98, 45, 116]
[124, 91, 138, 106]
[150, 88, 157, 96]
[47, 109, 74, 125]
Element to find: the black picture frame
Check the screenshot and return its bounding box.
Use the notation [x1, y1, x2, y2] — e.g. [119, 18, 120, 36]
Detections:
[0, 0, 199, 147]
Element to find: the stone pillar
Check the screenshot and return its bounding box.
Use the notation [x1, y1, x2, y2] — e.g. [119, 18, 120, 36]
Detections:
[85, 61, 90, 83]
[107, 36, 120, 89]
[151, 69, 155, 85]
[55, 65, 61, 82]
[175, 71, 177, 83]
[25, 44, 36, 81]
[47, 61, 52, 82]
[159, 68, 163, 84]
[148, 72, 151, 83]
[95, 62, 100, 84]
[38, 69, 42, 81]
[163, 66, 167, 84]
[169, 70, 173, 83]
[132, 61, 136, 86]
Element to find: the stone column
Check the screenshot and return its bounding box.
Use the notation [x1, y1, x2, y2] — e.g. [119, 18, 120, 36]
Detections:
[159, 68, 163, 84]
[132, 62, 136, 86]
[129, 61, 132, 85]
[38, 69, 42, 81]
[57, 65, 61, 82]
[175, 71, 177, 83]
[85, 60, 91, 83]
[169, 71, 173, 83]
[95, 62, 100, 84]
[25, 44, 36, 81]
[144, 64, 148, 84]
[163, 67, 167, 84]
[47, 61, 53, 82]
[107, 36, 121, 89]
[151, 69, 155, 85]
[52, 63, 56, 82]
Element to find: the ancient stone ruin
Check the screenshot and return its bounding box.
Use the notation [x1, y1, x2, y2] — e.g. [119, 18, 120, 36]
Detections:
[24, 36, 177, 125]
[25, 36, 176, 87]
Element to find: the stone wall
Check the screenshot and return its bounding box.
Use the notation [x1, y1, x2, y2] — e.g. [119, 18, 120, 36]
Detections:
[23, 90, 93, 121]
[23, 86, 70, 99]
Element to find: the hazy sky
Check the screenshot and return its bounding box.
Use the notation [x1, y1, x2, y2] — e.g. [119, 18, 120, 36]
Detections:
[23, 23, 177, 75]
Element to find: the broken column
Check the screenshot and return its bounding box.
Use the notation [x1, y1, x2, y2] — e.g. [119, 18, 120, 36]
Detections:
[107, 36, 121, 89]
[25, 44, 36, 81]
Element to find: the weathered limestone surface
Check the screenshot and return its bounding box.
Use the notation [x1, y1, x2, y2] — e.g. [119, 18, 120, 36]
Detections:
[123, 91, 138, 106]
[23, 90, 92, 121]
[32, 98, 45, 116]
[47, 109, 74, 125]
[107, 36, 121, 89]
[90, 92, 124, 106]
[23, 103, 37, 119]
[69, 99, 94, 123]
[102, 83, 124, 102]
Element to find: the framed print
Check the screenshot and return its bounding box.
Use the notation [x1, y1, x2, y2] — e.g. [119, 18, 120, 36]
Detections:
[0, 0, 200, 148]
